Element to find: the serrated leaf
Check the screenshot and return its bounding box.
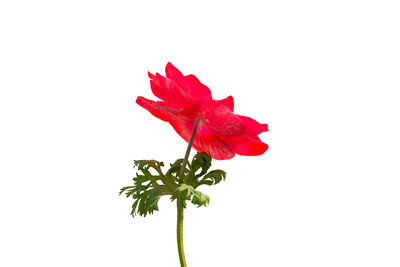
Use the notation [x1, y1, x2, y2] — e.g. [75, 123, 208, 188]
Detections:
[166, 159, 188, 183]
[194, 169, 226, 188]
[121, 158, 174, 218]
[191, 190, 210, 207]
[130, 185, 170, 217]
[121, 153, 227, 218]
[134, 159, 164, 169]
[191, 152, 212, 178]
[171, 184, 210, 208]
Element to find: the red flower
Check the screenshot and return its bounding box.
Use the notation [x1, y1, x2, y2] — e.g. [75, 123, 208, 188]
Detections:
[136, 63, 269, 160]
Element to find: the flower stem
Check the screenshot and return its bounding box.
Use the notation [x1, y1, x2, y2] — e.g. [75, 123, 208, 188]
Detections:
[177, 201, 186, 267]
[176, 117, 201, 267]
[179, 117, 201, 184]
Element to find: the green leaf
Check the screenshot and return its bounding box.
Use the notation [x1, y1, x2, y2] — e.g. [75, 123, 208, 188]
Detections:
[194, 169, 226, 188]
[120, 152, 227, 218]
[191, 152, 212, 179]
[120, 159, 174, 217]
[171, 184, 210, 208]
[134, 185, 170, 217]
[191, 190, 210, 207]
[134, 159, 164, 169]
[166, 159, 187, 183]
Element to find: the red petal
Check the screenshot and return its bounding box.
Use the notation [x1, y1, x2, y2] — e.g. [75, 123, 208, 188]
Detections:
[149, 73, 197, 109]
[233, 138, 269, 156]
[148, 71, 155, 79]
[137, 97, 234, 159]
[182, 74, 212, 100]
[217, 95, 234, 111]
[191, 121, 235, 160]
[137, 96, 196, 144]
[165, 62, 184, 81]
[137, 96, 197, 146]
[203, 104, 245, 137]
[238, 115, 269, 135]
[225, 131, 269, 156]
[136, 96, 183, 122]
[165, 63, 212, 101]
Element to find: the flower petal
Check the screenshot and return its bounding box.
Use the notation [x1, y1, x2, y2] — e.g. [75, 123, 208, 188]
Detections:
[192, 121, 235, 160]
[216, 95, 234, 111]
[182, 74, 212, 100]
[225, 132, 269, 156]
[238, 115, 269, 135]
[165, 63, 212, 101]
[149, 73, 197, 109]
[137, 97, 234, 159]
[137, 96, 197, 145]
[136, 96, 183, 122]
[165, 62, 184, 82]
[204, 104, 245, 137]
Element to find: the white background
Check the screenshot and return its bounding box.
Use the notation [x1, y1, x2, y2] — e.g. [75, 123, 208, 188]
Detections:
[1, 1, 399, 266]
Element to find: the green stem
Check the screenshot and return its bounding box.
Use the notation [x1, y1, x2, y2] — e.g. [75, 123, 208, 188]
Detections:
[177, 201, 186, 267]
[176, 116, 201, 267]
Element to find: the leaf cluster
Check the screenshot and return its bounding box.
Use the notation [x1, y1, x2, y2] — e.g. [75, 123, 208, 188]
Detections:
[120, 152, 226, 218]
